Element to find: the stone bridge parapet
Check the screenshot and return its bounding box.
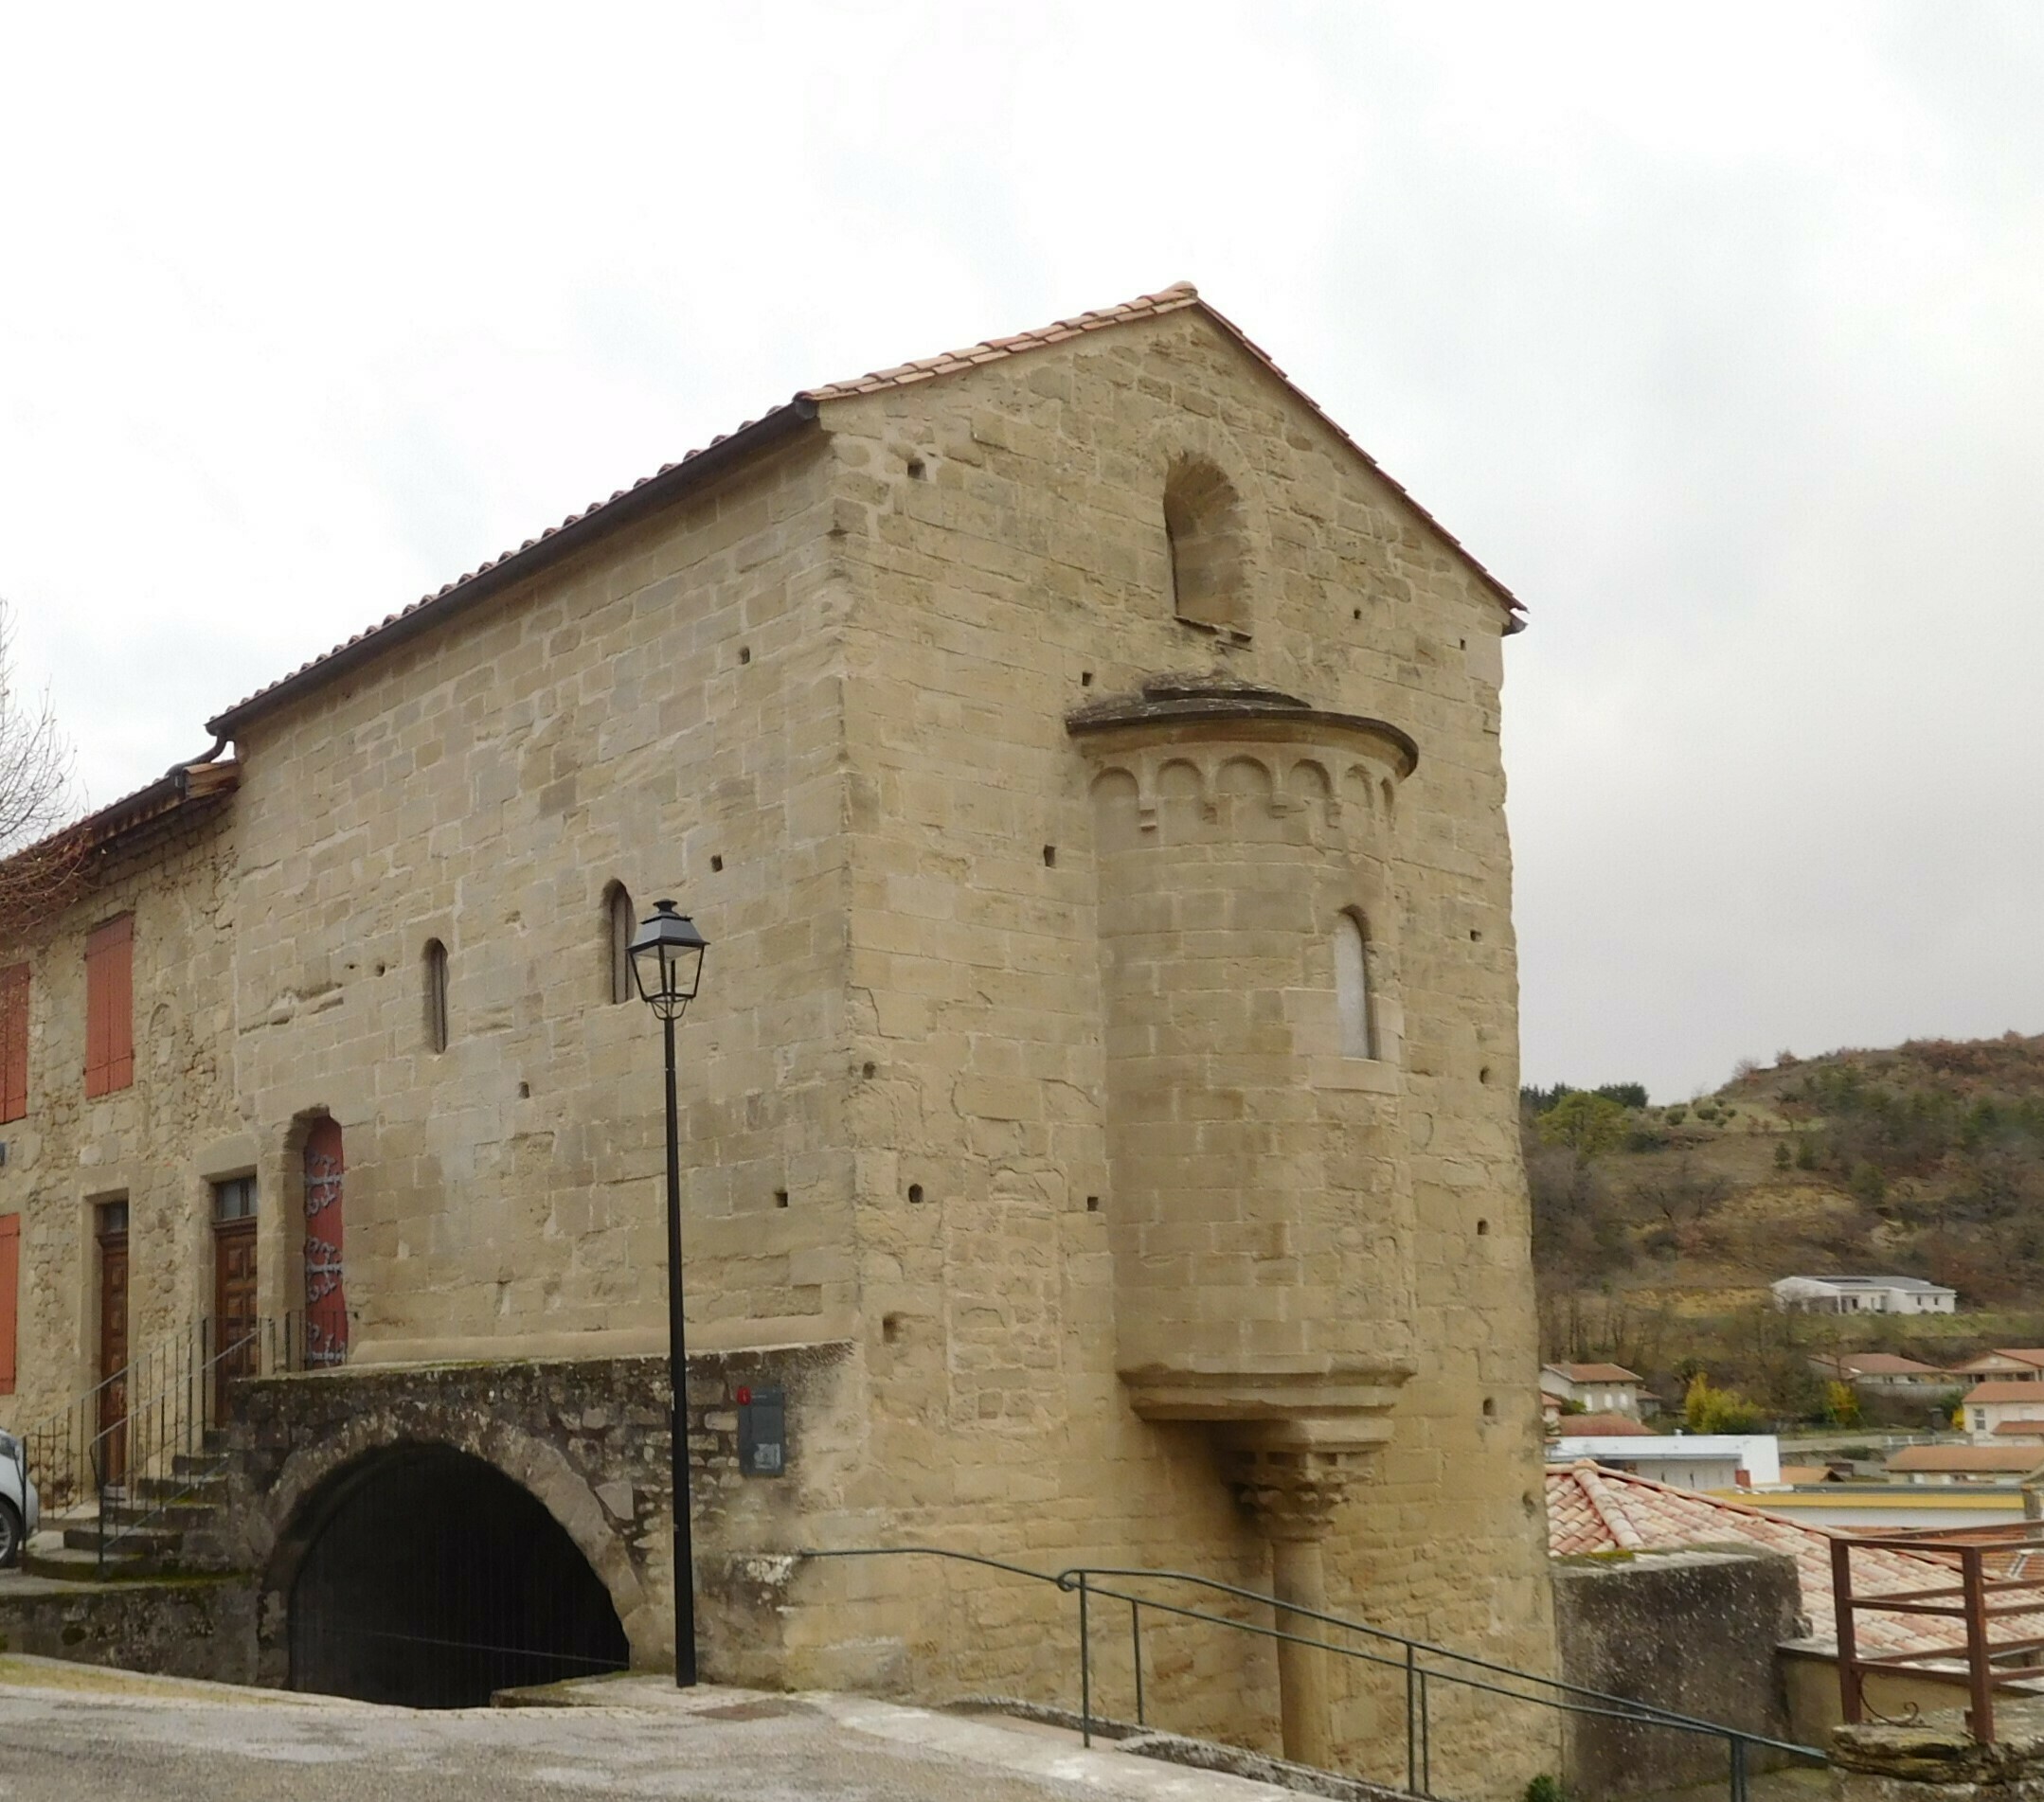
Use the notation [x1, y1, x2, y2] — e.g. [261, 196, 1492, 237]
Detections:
[207, 1342, 858, 1688]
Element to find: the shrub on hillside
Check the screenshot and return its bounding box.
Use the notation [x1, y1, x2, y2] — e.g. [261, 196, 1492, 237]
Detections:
[1685, 1372, 1764, 1435]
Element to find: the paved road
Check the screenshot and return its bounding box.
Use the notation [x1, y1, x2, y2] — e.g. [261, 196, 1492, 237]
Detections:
[0, 1668, 1295, 1802]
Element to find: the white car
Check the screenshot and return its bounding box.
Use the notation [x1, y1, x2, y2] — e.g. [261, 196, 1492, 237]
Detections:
[0, 1432, 41, 1566]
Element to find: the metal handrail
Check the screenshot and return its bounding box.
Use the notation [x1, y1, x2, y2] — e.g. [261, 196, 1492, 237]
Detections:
[798, 1544, 1827, 1801]
[20, 1312, 320, 1563]
[88, 1317, 279, 1568]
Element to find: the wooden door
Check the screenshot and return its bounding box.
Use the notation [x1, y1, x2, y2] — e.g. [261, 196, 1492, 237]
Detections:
[97, 1212, 129, 1489]
[303, 1118, 348, 1366]
[212, 1219, 258, 1422]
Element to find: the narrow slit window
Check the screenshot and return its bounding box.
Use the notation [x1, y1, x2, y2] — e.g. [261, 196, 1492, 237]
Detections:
[1336, 912, 1376, 1060]
[606, 883, 635, 1005]
[423, 939, 450, 1054]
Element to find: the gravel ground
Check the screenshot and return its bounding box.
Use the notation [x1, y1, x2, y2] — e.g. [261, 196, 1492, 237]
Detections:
[0, 1664, 1295, 1801]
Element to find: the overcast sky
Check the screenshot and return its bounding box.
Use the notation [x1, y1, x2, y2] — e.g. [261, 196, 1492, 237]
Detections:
[3, 3, 2039, 1101]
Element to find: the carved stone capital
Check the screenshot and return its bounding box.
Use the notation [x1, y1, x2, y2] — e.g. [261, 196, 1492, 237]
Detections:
[1229, 1447, 1356, 1544]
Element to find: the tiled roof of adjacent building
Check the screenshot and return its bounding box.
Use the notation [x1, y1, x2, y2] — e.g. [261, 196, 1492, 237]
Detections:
[204, 282, 1525, 740]
[1545, 1462, 2044, 1656]
[1562, 1413, 1655, 1436]
[1991, 1420, 2044, 1436]
[1963, 1383, 2044, 1405]
[1885, 1445, 2044, 1473]
[1821, 1352, 1951, 1377]
[1957, 1350, 2044, 1371]
[1545, 1363, 1643, 1383]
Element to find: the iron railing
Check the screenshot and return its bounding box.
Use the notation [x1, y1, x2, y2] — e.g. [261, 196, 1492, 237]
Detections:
[17, 1313, 318, 1536]
[1834, 1519, 2044, 1741]
[799, 1546, 1826, 1801]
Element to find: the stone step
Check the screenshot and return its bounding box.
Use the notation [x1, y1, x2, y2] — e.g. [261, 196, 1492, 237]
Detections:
[62, 1524, 181, 1558]
[104, 1500, 222, 1534]
[133, 1472, 224, 1504]
[21, 1543, 156, 1581]
[172, 1452, 228, 1479]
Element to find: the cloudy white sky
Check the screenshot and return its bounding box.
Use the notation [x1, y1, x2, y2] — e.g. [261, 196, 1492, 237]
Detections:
[3, 3, 2039, 1101]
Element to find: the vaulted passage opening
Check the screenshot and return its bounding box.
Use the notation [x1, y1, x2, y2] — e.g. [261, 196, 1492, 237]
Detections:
[288, 1446, 629, 1706]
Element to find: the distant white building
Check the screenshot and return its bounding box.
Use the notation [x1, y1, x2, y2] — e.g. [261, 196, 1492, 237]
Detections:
[1771, 1275, 1956, 1315]
[1548, 1434, 1782, 1493]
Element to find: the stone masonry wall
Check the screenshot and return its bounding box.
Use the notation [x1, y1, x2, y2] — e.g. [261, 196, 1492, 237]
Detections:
[816, 310, 1554, 1798]
[224, 430, 855, 1362]
[1552, 1548, 1802, 1797]
[0, 811, 242, 1438]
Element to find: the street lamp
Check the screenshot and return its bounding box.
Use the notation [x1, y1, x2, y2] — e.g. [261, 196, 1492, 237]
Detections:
[628, 899, 709, 1687]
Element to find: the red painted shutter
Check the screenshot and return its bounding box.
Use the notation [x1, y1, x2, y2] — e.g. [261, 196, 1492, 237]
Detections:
[0, 1215, 19, 1395]
[85, 915, 134, 1097]
[108, 918, 134, 1091]
[0, 964, 27, 1124]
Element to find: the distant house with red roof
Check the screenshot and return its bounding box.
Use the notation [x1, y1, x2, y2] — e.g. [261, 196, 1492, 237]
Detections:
[1539, 1362, 1645, 1417]
[1963, 1381, 2044, 1444]
[1952, 1348, 2044, 1382]
[1808, 1350, 1957, 1393]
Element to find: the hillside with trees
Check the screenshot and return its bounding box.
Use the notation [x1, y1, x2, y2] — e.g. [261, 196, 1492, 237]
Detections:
[1529, 1033, 2044, 1422]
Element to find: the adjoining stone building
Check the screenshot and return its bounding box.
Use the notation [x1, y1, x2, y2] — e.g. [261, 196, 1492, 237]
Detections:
[0, 284, 1554, 1793]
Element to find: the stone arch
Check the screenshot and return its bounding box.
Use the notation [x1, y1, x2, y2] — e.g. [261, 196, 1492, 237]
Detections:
[1287, 759, 1334, 812]
[1088, 767, 1143, 850]
[250, 1412, 653, 1683]
[1154, 757, 1208, 830]
[1214, 755, 1277, 837]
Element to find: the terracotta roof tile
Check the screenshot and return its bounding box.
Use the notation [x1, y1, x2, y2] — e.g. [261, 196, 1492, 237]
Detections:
[1886, 1445, 2044, 1472]
[796, 284, 1203, 401]
[1821, 1352, 1951, 1377]
[1965, 1382, 2044, 1404]
[1547, 1363, 1643, 1383]
[1954, 1350, 2044, 1371]
[1545, 1462, 2044, 1655]
[205, 282, 1525, 740]
[1565, 1413, 1655, 1436]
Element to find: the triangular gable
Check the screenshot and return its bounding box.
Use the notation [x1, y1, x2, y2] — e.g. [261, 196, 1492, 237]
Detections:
[208, 282, 1521, 740]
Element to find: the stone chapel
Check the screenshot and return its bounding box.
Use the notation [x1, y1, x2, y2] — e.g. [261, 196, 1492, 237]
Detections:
[0, 284, 1555, 1792]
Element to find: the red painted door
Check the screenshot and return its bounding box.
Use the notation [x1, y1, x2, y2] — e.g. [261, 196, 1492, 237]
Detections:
[303, 1118, 348, 1366]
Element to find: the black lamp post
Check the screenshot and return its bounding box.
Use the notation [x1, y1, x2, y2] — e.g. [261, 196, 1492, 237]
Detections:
[627, 898, 709, 1687]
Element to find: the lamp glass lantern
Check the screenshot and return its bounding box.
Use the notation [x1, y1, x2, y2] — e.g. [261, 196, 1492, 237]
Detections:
[629, 901, 708, 1022]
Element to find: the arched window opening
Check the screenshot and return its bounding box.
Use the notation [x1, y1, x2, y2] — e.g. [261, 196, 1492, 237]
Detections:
[1336, 912, 1376, 1060]
[423, 939, 449, 1054]
[1163, 457, 1248, 633]
[605, 883, 635, 1005]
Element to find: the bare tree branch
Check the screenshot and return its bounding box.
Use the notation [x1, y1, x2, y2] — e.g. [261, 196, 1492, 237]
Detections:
[0, 601, 87, 937]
